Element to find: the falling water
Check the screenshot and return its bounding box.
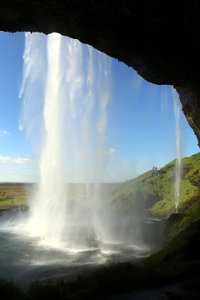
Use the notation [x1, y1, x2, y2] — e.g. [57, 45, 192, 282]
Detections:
[0, 32, 164, 284]
[20, 32, 111, 247]
[173, 89, 182, 212]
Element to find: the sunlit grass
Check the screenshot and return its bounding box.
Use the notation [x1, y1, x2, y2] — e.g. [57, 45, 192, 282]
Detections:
[113, 152, 200, 217]
[1, 154, 200, 298]
[0, 197, 27, 207]
[0, 184, 28, 208]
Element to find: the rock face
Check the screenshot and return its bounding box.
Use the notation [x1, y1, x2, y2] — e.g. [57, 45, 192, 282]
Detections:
[0, 0, 200, 144]
[176, 87, 200, 146]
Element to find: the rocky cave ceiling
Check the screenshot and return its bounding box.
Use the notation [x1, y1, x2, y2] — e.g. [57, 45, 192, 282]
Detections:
[0, 0, 200, 145]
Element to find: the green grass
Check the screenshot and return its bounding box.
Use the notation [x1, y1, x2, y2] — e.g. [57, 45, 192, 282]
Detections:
[0, 198, 27, 207]
[0, 183, 29, 208]
[22, 218, 200, 299]
[175, 197, 200, 233]
[113, 152, 200, 217]
[1, 218, 200, 300]
[1, 154, 200, 298]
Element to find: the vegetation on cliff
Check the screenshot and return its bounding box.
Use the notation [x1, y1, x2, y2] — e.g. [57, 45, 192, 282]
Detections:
[1, 153, 200, 298]
[112, 152, 200, 219]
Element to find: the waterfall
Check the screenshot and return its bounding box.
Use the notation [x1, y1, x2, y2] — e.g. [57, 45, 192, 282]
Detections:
[20, 32, 111, 247]
[173, 88, 182, 212]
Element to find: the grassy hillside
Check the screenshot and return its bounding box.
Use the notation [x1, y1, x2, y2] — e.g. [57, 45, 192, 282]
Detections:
[1, 155, 200, 298]
[112, 152, 200, 217]
[0, 183, 30, 210]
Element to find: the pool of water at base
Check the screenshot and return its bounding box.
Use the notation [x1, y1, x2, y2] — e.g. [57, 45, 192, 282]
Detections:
[0, 214, 150, 286]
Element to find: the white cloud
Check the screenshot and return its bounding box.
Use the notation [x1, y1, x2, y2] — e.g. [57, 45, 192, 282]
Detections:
[0, 130, 10, 137]
[0, 156, 10, 163]
[13, 157, 32, 164]
[0, 155, 31, 164]
[109, 147, 117, 154]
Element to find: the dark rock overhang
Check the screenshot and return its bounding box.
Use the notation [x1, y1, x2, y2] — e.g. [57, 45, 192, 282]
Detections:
[0, 0, 200, 145]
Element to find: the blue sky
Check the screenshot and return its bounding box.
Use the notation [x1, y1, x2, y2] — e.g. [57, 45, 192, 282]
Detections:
[0, 32, 199, 182]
